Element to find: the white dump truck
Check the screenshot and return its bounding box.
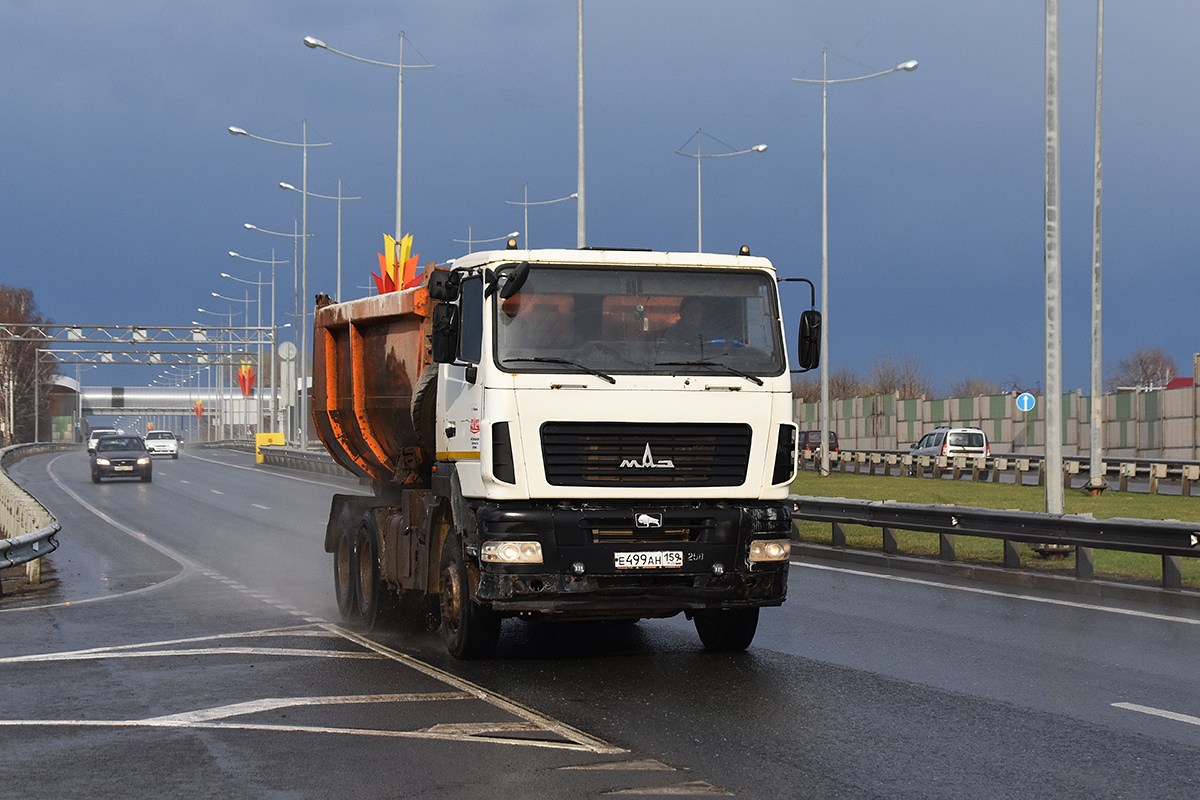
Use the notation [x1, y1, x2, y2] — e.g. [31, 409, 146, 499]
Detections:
[313, 244, 820, 658]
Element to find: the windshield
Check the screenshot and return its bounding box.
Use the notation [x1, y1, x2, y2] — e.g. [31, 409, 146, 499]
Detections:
[493, 266, 784, 377]
[97, 437, 142, 452]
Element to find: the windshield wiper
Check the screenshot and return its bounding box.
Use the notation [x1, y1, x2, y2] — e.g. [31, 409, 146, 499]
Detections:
[503, 357, 616, 384]
[655, 360, 764, 386]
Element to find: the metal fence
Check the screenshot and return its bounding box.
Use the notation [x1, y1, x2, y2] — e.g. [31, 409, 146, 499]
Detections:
[0, 443, 72, 594]
[790, 493, 1200, 591]
[799, 449, 1200, 495]
[796, 366, 1200, 461]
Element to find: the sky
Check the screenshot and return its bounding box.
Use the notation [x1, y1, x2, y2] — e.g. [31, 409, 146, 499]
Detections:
[3, 0, 1198, 397]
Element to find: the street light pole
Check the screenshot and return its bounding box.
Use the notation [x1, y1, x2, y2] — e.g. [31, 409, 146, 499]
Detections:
[577, 0, 586, 248]
[230, 124, 330, 449]
[281, 180, 361, 302]
[304, 33, 433, 250]
[793, 51, 918, 476]
[452, 229, 520, 255]
[673, 130, 767, 252]
[243, 222, 312, 444]
[504, 186, 578, 248]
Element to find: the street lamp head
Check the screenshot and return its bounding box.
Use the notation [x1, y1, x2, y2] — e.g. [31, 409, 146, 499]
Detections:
[220, 272, 233, 278]
[229, 126, 248, 136]
[897, 60, 919, 72]
[303, 36, 327, 50]
[751, 144, 768, 153]
[569, 192, 579, 199]
[244, 223, 257, 230]
[211, 293, 220, 298]
[280, 182, 297, 192]
[507, 231, 520, 238]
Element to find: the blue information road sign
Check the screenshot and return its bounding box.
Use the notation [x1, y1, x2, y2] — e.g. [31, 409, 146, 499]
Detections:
[1016, 392, 1036, 412]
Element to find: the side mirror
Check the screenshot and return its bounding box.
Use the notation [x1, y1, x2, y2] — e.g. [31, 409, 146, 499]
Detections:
[499, 261, 531, 299]
[428, 269, 460, 302]
[797, 309, 821, 371]
[431, 303, 460, 363]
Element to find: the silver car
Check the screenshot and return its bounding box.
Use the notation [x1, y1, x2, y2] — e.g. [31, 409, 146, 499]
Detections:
[86, 427, 118, 454]
[145, 430, 180, 459]
[911, 427, 990, 460]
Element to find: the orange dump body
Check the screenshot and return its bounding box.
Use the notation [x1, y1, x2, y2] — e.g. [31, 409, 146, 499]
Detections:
[311, 278, 435, 485]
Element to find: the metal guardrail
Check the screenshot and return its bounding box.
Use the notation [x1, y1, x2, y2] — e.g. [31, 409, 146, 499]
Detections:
[1, 442, 73, 594]
[790, 494, 1200, 590]
[257, 445, 356, 478]
[801, 449, 1200, 495]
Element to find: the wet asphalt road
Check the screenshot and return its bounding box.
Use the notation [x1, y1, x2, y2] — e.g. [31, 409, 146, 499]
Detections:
[3, 448, 1200, 798]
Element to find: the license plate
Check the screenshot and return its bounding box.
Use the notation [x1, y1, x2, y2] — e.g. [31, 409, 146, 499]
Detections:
[614, 550, 683, 569]
[114, 466, 133, 472]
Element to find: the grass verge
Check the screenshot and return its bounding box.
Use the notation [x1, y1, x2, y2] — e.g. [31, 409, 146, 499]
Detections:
[790, 471, 1200, 591]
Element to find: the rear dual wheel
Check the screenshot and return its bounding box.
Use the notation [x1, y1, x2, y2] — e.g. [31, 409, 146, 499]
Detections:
[333, 527, 356, 619]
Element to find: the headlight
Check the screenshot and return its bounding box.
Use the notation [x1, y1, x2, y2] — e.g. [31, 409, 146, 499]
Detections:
[748, 539, 791, 562]
[137, 457, 150, 465]
[481, 541, 543, 564]
[95, 458, 110, 466]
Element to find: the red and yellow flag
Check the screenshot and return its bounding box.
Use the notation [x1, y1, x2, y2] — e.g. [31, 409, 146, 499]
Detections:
[236, 360, 256, 397]
[373, 234, 423, 293]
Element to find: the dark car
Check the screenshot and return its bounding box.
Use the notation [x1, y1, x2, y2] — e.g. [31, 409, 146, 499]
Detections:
[91, 435, 153, 483]
[798, 429, 839, 455]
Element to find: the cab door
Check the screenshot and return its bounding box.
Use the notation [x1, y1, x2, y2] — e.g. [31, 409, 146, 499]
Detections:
[438, 274, 485, 495]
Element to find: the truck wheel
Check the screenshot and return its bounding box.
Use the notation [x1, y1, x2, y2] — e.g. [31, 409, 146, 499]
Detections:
[356, 521, 385, 629]
[693, 607, 759, 652]
[333, 527, 356, 620]
[439, 532, 501, 659]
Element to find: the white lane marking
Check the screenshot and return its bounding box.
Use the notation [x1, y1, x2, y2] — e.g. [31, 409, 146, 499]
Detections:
[251, 503, 270, 510]
[0, 625, 341, 662]
[0, 646, 383, 664]
[324, 623, 625, 753]
[0, 624, 626, 753]
[1113, 702, 1200, 728]
[186, 449, 370, 492]
[0, 454, 199, 614]
[794, 561, 1200, 626]
[141, 693, 474, 724]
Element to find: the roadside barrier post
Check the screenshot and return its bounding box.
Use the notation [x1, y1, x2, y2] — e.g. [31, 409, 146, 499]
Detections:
[1003, 539, 1021, 568]
[1164, 555, 1183, 590]
[882, 526, 898, 554]
[939, 533, 956, 562]
[1076, 546, 1095, 580]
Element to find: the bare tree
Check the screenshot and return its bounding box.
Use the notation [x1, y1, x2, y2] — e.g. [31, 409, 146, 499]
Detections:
[0, 286, 57, 445]
[830, 368, 869, 400]
[1106, 347, 1177, 391]
[869, 355, 931, 399]
[951, 378, 1001, 397]
[791, 374, 819, 403]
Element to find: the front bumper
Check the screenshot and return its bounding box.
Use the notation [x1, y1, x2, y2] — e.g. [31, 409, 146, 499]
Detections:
[471, 501, 793, 614]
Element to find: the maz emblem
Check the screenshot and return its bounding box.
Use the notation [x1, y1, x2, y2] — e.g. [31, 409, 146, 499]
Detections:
[621, 443, 675, 469]
[635, 512, 664, 528]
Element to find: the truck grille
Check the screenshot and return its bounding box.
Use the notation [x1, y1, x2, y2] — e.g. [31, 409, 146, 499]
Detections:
[581, 509, 717, 543]
[541, 422, 751, 487]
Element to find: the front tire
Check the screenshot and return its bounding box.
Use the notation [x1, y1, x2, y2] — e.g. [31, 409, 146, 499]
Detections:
[439, 532, 501, 659]
[694, 607, 759, 652]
